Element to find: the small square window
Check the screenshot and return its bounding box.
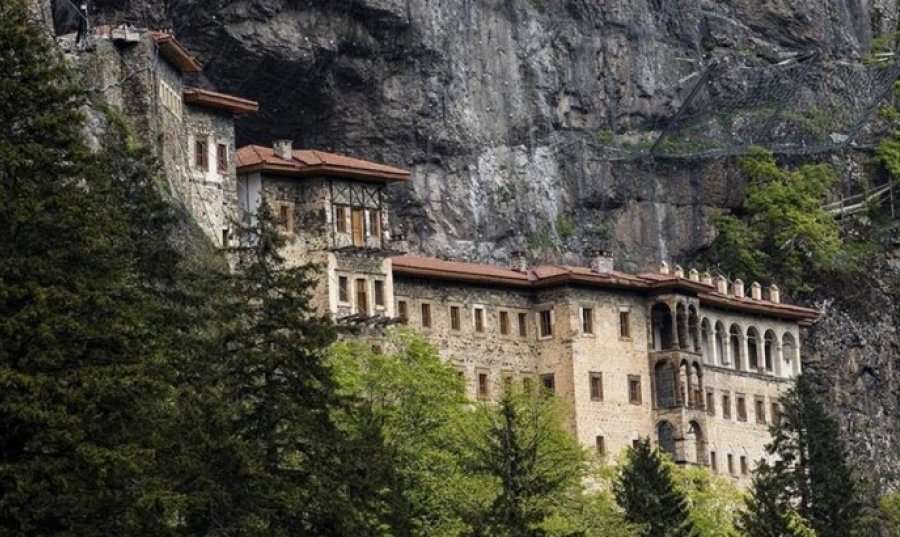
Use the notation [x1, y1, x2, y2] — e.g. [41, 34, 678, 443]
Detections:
[499, 311, 510, 335]
[723, 394, 732, 419]
[450, 306, 461, 331]
[538, 310, 553, 338]
[541, 373, 555, 394]
[338, 276, 349, 303]
[397, 300, 408, 323]
[581, 307, 594, 335]
[474, 307, 485, 333]
[628, 375, 642, 405]
[737, 395, 747, 422]
[477, 371, 490, 400]
[373, 280, 385, 307]
[421, 303, 432, 328]
[217, 143, 228, 172]
[517, 312, 527, 337]
[595, 435, 606, 456]
[619, 310, 631, 338]
[589, 372, 603, 401]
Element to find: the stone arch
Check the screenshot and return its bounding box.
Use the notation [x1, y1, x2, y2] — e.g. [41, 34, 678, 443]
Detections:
[715, 321, 728, 365]
[747, 327, 761, 371]
[782, 332, 799, 376]
[700, 318, 713, 364]
[729, 323, 743, 370]
[657, 420, 677, 457]
[688, 305, 701, 352]
[686, 421, 707, 465]
[655, 360, 677, 408]
[676, 302, 689, 349]
[651, 303, 674, 351]
[764, 330, 777, 374]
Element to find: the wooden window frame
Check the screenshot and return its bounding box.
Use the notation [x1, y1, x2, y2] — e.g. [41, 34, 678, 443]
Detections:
[216, 143, 228, 173]
[194, 138, 208, 171]
[355, 278, 368, 315]
[335, 205, 349, 234]
[367, 208, 381, 239]
[517, 312, 527, 337]
[589, 372, 603, 402]
[736, 394, 748, 422]
[473, 307, 485, 334]
[499, 311, 510, 335]
[450, 305, 461, 331]
[420, 302, 432, 329]
[538, 309, 553, 339]
[477, 370, 490, 400]
[581, 307, 594, 335]
[337, 275, 349, 304]
[373, 280, 385, 308]
[619, 308, 632, 339]
[628, 375, 642, 405]
[278, 202, 294, 235]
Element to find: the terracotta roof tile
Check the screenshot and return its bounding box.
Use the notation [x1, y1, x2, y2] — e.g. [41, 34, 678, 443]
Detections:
[236, 144, 410, 183]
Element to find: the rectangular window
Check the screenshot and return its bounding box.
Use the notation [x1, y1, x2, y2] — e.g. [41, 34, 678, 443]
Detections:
[727, 454, 735, 475]
[477, 371, 489, 400]
[450, 306, 461, 331]
[217, 143, 228, 172]
[628, 375, 642, 405]
[373, 280, 385, 307]
[367, 209, 381, 238]
[589, 372, 603, 401]
[541, 373, 555, 394]
[710, 451, 718, 472]
[195, 139, 208, 170]
[771, 402, 781, 425]
[421, 303, 432, 328]
[740, 456, 749, 475]
[397, 300, 408, 323]
[474, 307, 485, 333]
[632, 439, 641, 449]
[619, 310, 631, 338]
[355, 279, 368, 315]
[499, 311, 510, 335]
[539, 310, 553, 338]
[581, 307, 594, 335]
[595, 435, 606, 456]
[278, 203, 294, 234]
[706, 390, 716, 416]
[351, 208, 365, 247]
[338, 276, 349, 303]
[723, 394, 732, 419]
[737, 395, 748, 422]
[335, 205, 348, 233]
[518, 312, 527, 337]
[755, 397, 767, 424]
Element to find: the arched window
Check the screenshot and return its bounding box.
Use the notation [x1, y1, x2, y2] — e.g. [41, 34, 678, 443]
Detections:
[688, 306, 700, 353]
[687, 421, 706, 465]
[730, 324, 743, 370]
[651, 303, 674, 351]
[691, 362, 703, 408]
[700, 318, 713, 364]
[715, 322, 728, 365]
[655, 361, 677, 408]
[764, 330, 776, 373]
[676, 303, 688, 349]
[658, 421, 677, 456]
[747, 327, 761, 371]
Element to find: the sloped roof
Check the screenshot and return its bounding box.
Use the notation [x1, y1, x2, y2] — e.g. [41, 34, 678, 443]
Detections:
[183, 87, 259, 114]
[236, 145, 411, 183]
[150, 32, 202, 73]
[391, 255, 820, 324]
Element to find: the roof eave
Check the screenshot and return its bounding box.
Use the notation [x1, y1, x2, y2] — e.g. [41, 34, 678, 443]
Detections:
[183, 89, 259, 114]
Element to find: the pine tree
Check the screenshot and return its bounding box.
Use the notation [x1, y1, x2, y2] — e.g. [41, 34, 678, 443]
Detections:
[614, 438, 698, 537]
[738, 460, 799, 537]
[738, 375, 861, 537]
[0, 1, 184, 534]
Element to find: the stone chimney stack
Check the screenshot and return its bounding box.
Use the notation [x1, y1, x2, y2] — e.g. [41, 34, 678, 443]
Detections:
[701, 271, 713, 286]
[273, 139, 293, 160]
[510, 251, 528, 273]
[733, 279, 745, 298]
[750, 281, 762, 300]
[715, 275, 728, 294]
[768, 284, 781, 304]
[688, 268, 700, 282]
[674, 264, 685, 278]
[659, 261, 670, 275]
[590, 252, 615, 274]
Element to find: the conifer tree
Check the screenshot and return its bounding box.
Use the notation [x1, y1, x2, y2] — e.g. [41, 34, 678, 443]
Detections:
[738, 375, 861, 537]
[614, 438, 698, 537]
[0, 1, 184, 534]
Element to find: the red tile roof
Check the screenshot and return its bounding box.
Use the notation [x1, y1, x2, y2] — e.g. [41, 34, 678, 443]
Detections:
[236, 145, 411, 183]
[151, 32, 202, 73]
[391, 255, 820, 324]
[183, 87, 259, 114]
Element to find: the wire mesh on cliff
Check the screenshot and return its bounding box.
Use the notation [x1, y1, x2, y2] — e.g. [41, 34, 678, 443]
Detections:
[594, 52, 900, 161]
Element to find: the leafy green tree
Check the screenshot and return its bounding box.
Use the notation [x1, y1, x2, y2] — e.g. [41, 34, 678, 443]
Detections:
[707, 148, 849, 293]
[0, 1, 185, 534]
[880, 492, 900, 535]
[669, 462, 743, 537]
[615, 438, 698, 537]
[463, 390, 586, 537]
[738, 376, 860, 537]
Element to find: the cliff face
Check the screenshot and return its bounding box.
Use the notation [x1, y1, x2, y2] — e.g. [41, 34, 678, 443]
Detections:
[71, 0, 900, 488]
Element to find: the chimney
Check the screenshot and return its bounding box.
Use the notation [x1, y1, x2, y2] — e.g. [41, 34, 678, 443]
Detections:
[688, 268, 700, 282]
[510, 251, 528, 273]
[590, 252, 615, 274]
[714, 275, 728, 294]
[733, 279, 745, 298]
[701, 271, 713, 286]
[659, 261, 670, 275]
[273, 139, 293, 160]
[673, 264, 685, 278]
[750, 281, 762, 300]
[768, 284, 781, 304]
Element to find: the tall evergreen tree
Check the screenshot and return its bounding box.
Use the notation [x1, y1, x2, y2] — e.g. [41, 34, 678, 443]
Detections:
[0, 1, 184, 534]
[614, 438, 698, 537]
[738, 375, 861, 537]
